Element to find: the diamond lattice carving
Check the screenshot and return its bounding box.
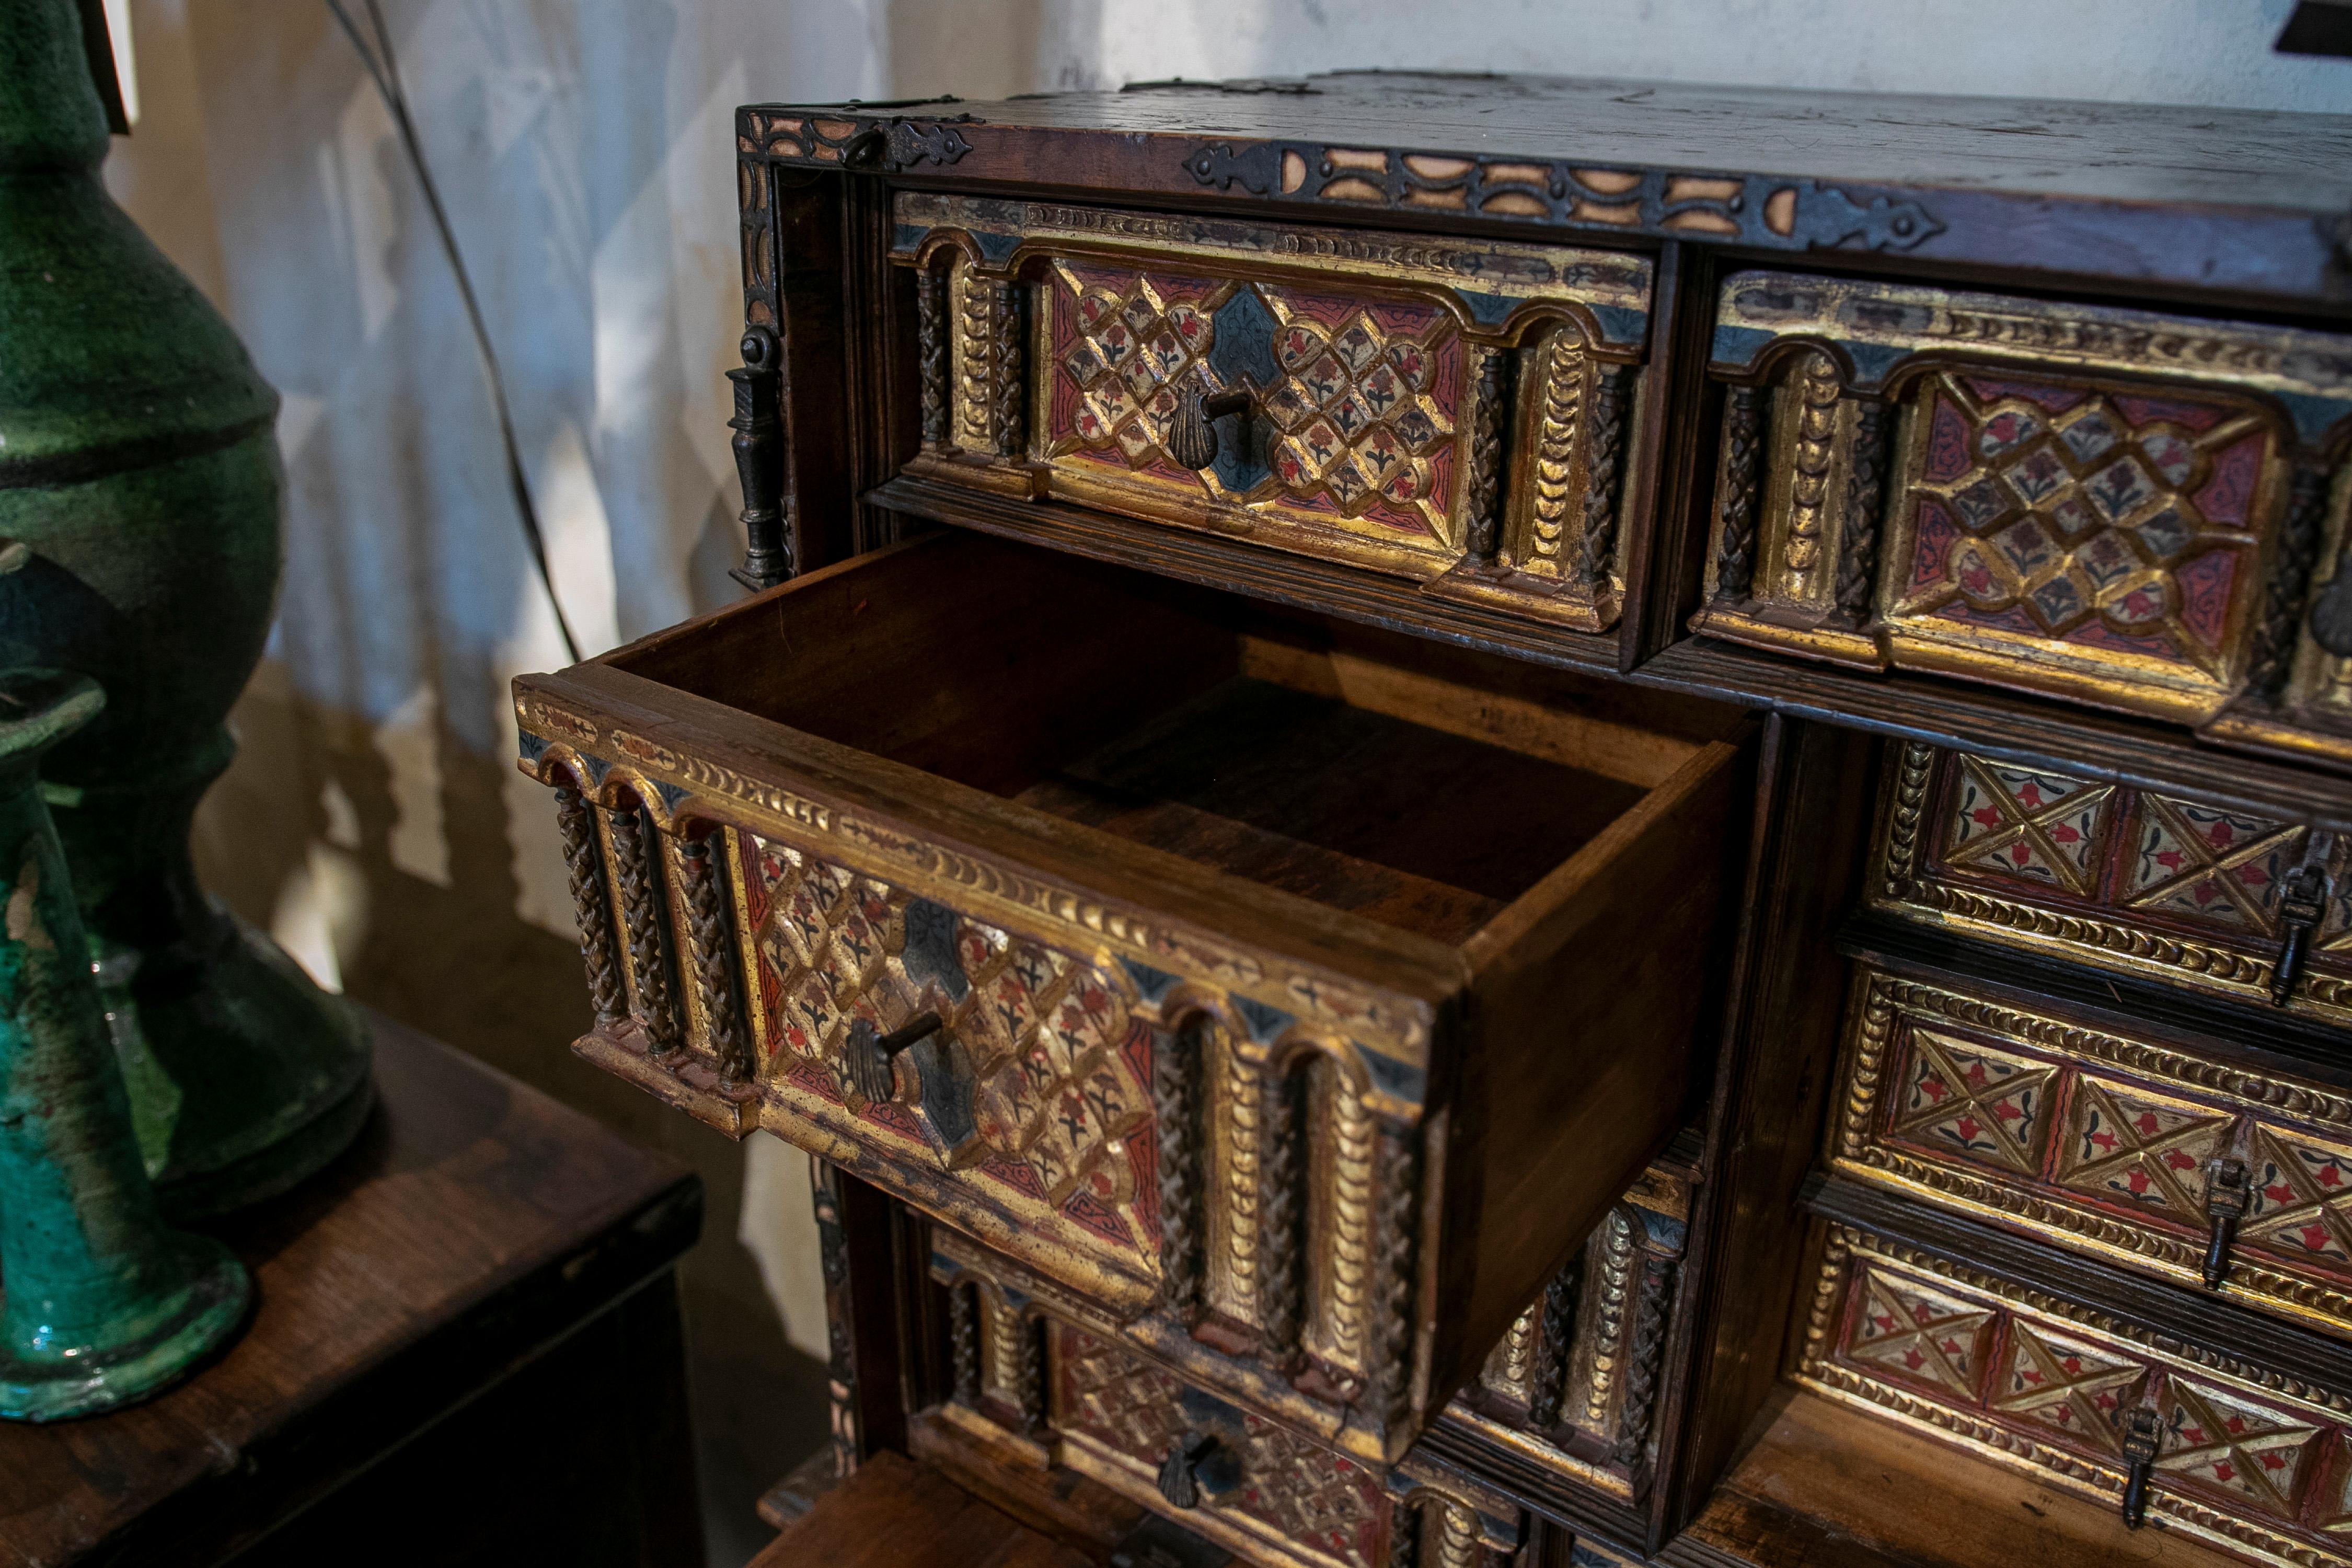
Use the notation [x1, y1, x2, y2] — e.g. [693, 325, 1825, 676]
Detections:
[741, 834, 1159, 1254]
[1046, 260, 1461, 540]
[1892, 371, 2272, 676]
[1056, 1323, 1189, 1459]
[1234, 1415, 1385, 1568]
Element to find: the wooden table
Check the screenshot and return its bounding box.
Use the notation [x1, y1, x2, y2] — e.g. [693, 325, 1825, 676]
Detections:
[0, 1012, 706, 1568]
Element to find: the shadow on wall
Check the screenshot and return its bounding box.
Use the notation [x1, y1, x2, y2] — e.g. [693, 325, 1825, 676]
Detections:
[193, 660, 829, 1568]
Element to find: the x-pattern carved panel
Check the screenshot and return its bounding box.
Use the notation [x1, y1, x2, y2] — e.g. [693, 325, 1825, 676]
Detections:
[2120, 794, 2308, 938]
[1843, 1266, 1995, 1401]
[1056, 1323, 1190, 1459]
[1886, 1027, 2054, 1175]
[741, 834, 1160, 1256]
[2244, 1128, 2352, 1267]
[2159, 1379, 2324, 1520]
[1941, 754, 2115, 897]
[1890, 371, 2272, 679]
[1991, 1321, 2148, 1453]
[2053, 1074, 2233, 1219]
[1234, 1417, 1385, 1568]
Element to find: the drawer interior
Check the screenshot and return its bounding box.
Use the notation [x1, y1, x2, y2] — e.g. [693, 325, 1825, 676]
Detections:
[616, 529, 1736, 949]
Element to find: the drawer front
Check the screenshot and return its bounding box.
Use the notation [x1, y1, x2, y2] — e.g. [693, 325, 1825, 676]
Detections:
[1691, 271, 2352, 746]
[1796, 1223, 2352, 1568]
[1870, 741, 2351, 1023]
[894, 193, 1655, 630]
[1448, 1161, 1693, 1506]
[1831, 964, 2352, 1337]
[931, 1235, 1527, 1568]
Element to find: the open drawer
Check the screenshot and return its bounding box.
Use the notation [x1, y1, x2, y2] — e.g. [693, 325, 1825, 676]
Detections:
[514, 529, 1749, 1463]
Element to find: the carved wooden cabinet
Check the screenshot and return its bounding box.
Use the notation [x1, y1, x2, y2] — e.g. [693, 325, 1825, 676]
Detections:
[528, 72, 2352, 1568]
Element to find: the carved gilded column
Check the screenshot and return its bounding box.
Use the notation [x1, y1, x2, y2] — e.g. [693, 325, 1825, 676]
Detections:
[604, 800, 677, 1053]
[677, 832, 748, 1082]
[1154, 1020, 1206, 1315]
[948, 1281, 981, 1406]
[1711, 383, 1765, 604]
[991, 279, 1027, 458]
[812, 1157, 860, 1478]
[1833, 395, 1892, 626]
[1465, 348, 1511, 561]
[1369, 1120, 1424, 1424]
[554, 786, 624, 1028]
[916, 264, 950, 447]
[1584, 1207, 1639, 1426]
[1575, 364, 1629, 591]
[1524, 1251, 1584, 1432]
[1258, 1063, 1309, 1363]
[2248, 457, 2335, 699]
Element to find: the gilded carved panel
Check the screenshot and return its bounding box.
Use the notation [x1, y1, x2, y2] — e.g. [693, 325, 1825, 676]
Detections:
[893, 192, 1653, 631]
[1797, 1225, 2352, 1568]
[1693, 271, 2352, 752]
[1828, 966, 2352, 1336]
[1870, 743, 2351, 1022]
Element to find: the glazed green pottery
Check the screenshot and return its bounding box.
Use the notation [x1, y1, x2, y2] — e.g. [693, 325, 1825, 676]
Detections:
[0, 669, 250, 1420]
[0, 0, 372, 1216]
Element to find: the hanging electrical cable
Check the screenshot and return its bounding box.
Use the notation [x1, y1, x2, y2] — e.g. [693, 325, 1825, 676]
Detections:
[323, 0, 583, 663]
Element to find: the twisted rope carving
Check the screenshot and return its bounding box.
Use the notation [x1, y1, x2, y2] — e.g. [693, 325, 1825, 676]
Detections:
[1527, 336, 1584, 565]
[1712, 383, 1765, 603]
[1015, 1313, 1048, 1433]
[2247, 458, 2332, 699]
[1369, 1121, 1423, 1423]
[991, 280, 1025, 458]
[1465, 349, 1509, 560]
[604, 802, 678, 1051]
[949, 1282, 981, 1404]
[555, 787, 624, 1025]
[917, 266, 950, 445]
[1525, 1251, 1585, 1432]
[1153, 1022, 1204, 1314]
[1258, 1065, 1309, 1362]
[1576, 364, 1628, 590]
[1612, 1251, 1678, 1469]
[679, 833, 750, 1081]
[1835, 396, 1891, 624]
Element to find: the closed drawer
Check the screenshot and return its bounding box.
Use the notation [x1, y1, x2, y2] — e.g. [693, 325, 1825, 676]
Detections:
[513, 529, 1748, 1462]
[894, 193, 1655, 633]
[929, 1230, 1526, 1568]
[1796, 1221, 2352, 1568]
[1830, 961, 2352, 1340]
[1448, 1159, 1693, 1507]
[1690, 271, 2352, 758]
[1869, 741, 2350, 1025]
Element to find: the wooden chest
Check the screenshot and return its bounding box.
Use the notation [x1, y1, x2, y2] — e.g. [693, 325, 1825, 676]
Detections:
[529, 71, 2352, 1568]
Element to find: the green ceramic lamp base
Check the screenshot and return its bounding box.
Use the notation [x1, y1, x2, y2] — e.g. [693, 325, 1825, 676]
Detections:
[0, 1231, 250, 1422]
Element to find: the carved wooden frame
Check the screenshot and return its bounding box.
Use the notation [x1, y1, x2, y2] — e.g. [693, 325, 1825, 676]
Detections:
[888, 192, 1655, 632]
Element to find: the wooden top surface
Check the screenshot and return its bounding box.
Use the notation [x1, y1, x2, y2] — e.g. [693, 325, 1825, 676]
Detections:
[870, 73, 2352, 213]
[0, 1012, 701, 1567]
[745, 73, 2352, 307]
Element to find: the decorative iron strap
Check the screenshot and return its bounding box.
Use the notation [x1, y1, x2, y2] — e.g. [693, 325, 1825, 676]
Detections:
[554, 786, 624, 1026]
